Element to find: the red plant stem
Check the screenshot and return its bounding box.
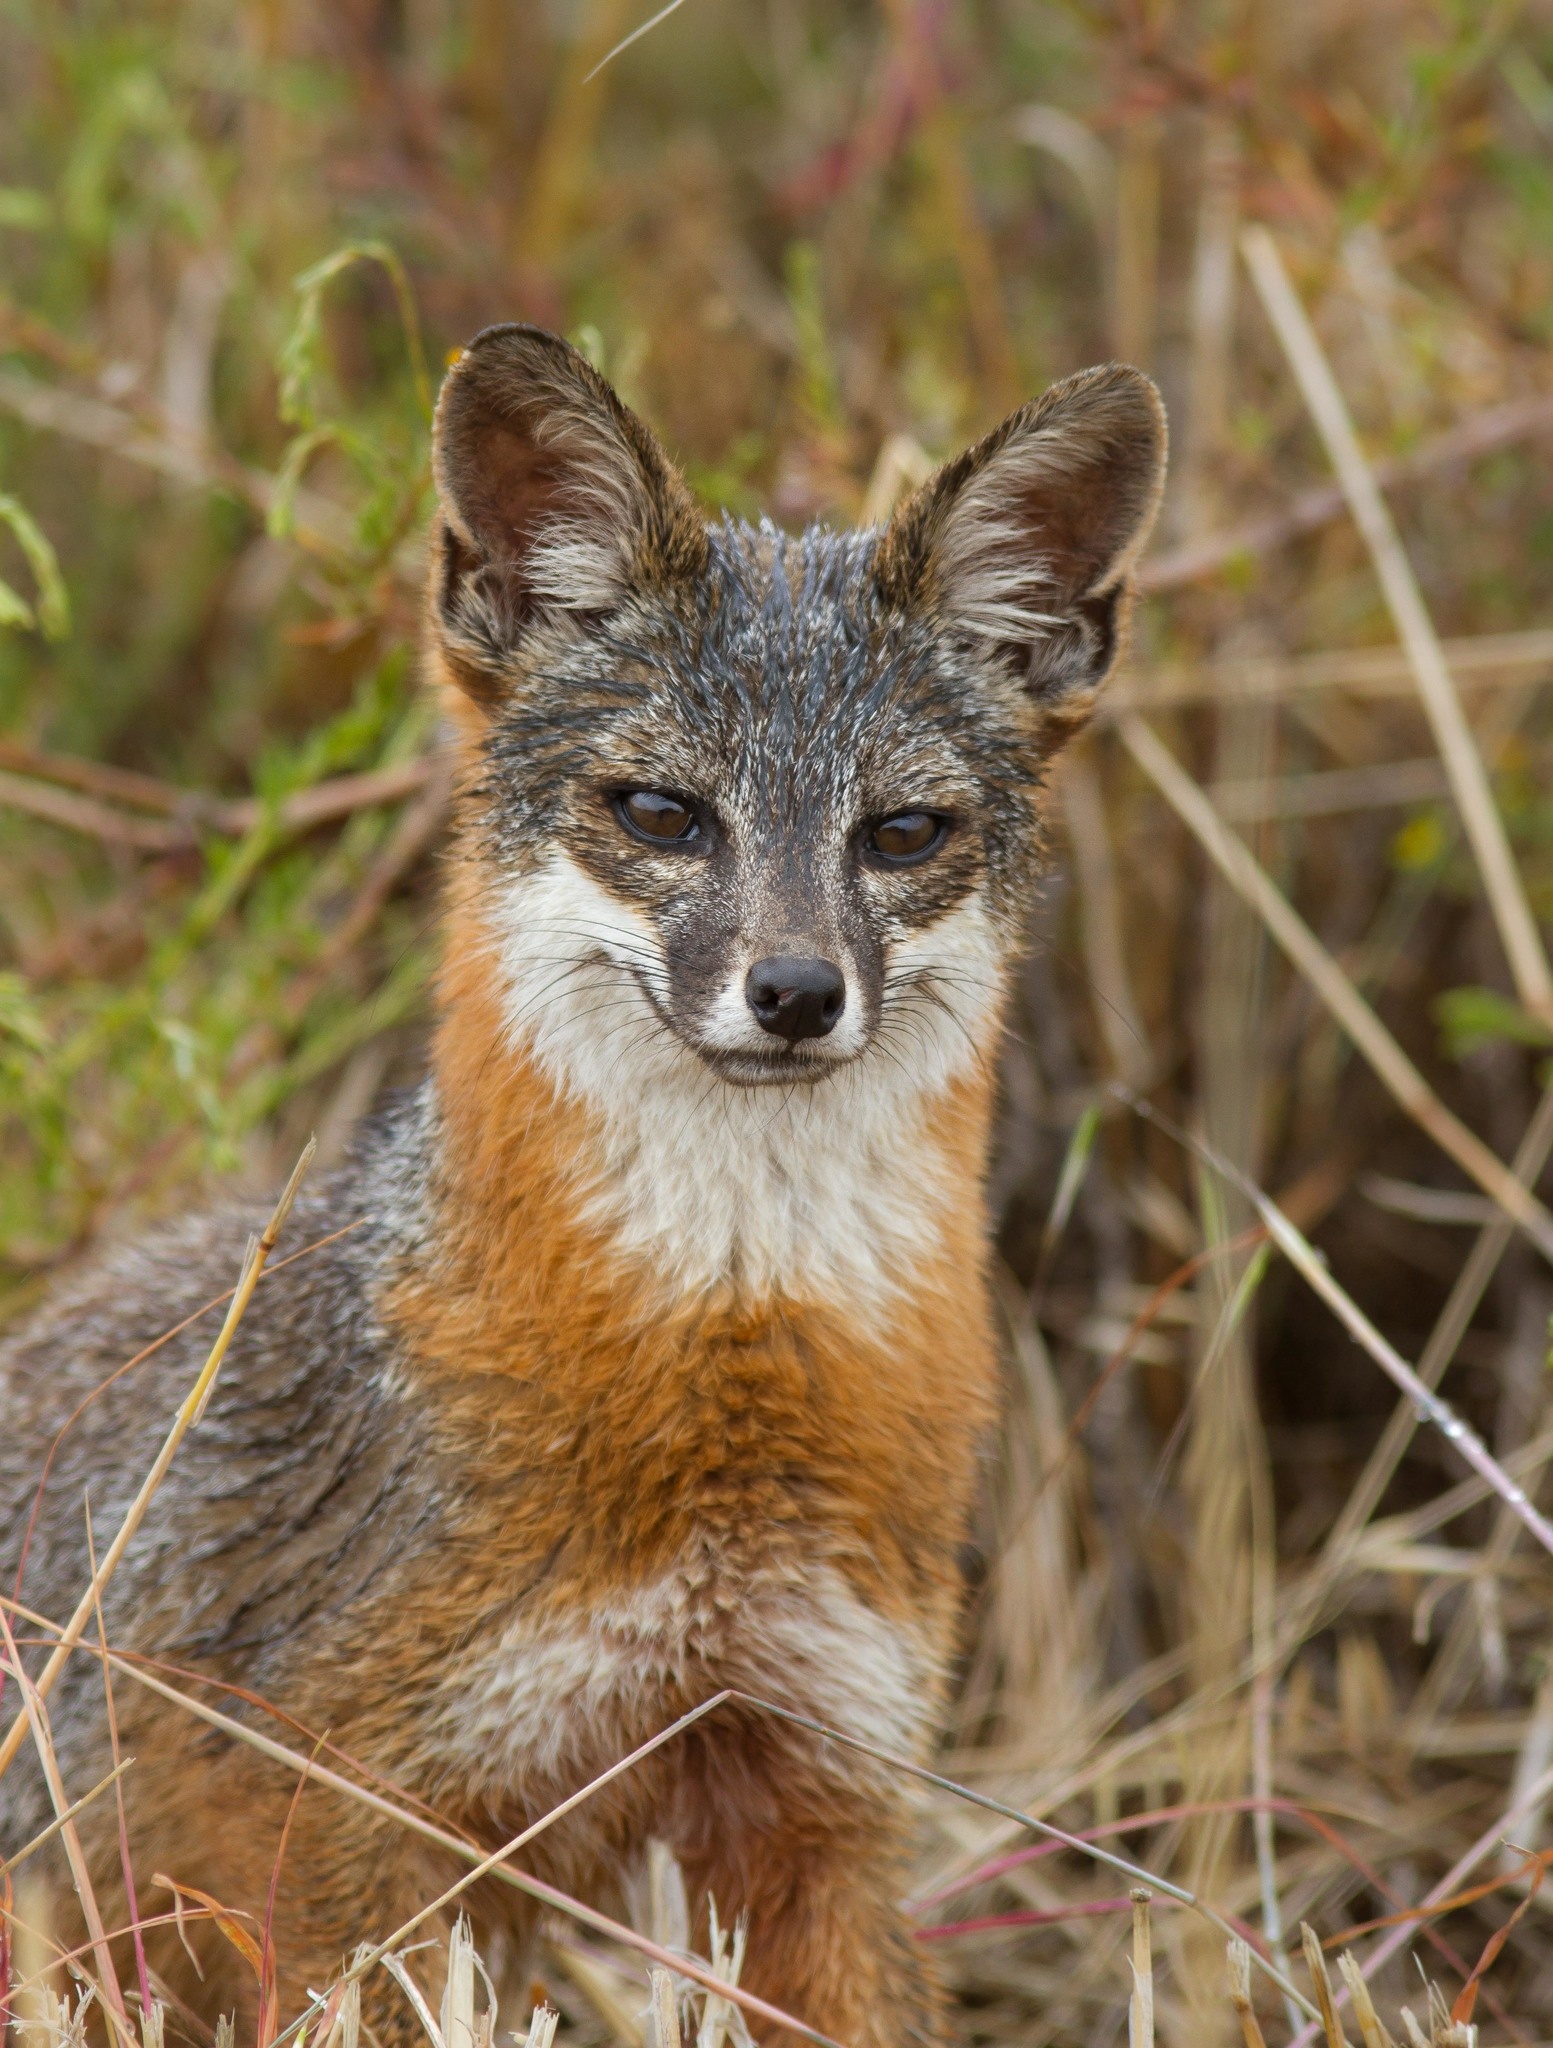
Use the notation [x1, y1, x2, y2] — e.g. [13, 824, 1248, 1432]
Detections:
[259, 1743, 325, 2048]
[911, 1788, 1493, 2022]
[915, 1896, 1136, 1940]
[1, 1874, 13, 2048]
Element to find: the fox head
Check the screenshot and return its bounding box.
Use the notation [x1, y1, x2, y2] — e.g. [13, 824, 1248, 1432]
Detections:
[426, 325, 1164, 1296]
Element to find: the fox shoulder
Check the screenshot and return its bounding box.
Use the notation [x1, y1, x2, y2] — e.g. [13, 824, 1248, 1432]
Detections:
[0, 1105, 432, 1654]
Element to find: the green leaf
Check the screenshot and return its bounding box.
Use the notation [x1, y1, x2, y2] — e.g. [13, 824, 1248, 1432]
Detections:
[0, 493, 70, 639]
[1392, 810, 1449, 873]
[278, 238, 431, 430]
[266, 424, 342, 539]
[0, 188, 51, 232]
[1041, 1097, 1104, 1264]
[0, 974, 50, 1054]
[1434, 985, 1553, 1062]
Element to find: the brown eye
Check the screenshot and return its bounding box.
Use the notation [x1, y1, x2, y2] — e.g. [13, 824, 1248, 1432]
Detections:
[868, 811, 945, 863]
[616, 790, 699, 844]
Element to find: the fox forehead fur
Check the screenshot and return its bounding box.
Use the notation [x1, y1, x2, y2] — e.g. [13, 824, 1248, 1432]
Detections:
[430, 324, 1165, 1302]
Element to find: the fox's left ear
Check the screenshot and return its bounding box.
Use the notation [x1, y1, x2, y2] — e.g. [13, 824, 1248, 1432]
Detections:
[429, 324, 707, 704]
[874, 363, 1166, 721]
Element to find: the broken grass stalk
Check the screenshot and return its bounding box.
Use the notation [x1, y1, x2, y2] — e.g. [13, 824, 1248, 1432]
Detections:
[1338, 1951, 1397, 2048]
[1302, 1922, 1351, 2048]
[1229, 1939, 1270, 2048]
[1127, 1889, 1154, 2048]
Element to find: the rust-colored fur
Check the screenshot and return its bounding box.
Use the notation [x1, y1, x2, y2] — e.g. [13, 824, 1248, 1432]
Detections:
[3, 799, 998, 2048]
[383, 855, 998, 2039]
[0, 326, 1164, 2048]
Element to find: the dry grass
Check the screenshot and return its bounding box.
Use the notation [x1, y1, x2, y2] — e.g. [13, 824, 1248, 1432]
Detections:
[6, 0, 1553, 2042]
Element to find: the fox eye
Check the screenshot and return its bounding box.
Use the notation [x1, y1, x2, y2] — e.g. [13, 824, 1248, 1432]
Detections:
[867, 811, 947, 864]
[615, 790, 700, 845]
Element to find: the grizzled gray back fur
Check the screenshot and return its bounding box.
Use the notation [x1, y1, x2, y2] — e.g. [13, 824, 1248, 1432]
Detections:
[0, 1098, 439, 1846]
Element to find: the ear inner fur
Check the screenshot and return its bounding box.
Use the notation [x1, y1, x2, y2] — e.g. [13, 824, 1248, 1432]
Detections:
[873, 361, 1167, 729]
[430, 323, 708, 700]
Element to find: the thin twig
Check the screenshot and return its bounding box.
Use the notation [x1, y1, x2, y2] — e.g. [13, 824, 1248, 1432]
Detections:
[1118, 714, 1553, 1264]
[229, 760, 432, 838]
[0, 752, 433, 852]
[582, 0, 689, 80]
[0, 768, 194, 851]
[85, 1502, 153, 2020]
[1120, 1092, 1553, 1563]
[279, 757, 450, 1022]
[0, 365, 351, 553]
[1208, 758, 1448, 822]
[0, 740, 219, 818]
[1241, 225, 1553, 1024]
[1138, 392, 1553, 595]
[1294, 1074, 1553, 1642]
[0, 1606, 135, 2047]
[1108, 626, 1553, 712]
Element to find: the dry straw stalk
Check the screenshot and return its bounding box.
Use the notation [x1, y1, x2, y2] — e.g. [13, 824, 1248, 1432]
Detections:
[1116, 715, 1553, 1265]
[1239, 224, 1553, 1027]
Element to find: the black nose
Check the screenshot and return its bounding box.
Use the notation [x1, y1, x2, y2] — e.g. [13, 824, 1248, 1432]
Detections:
[745, 956, 846, 1044]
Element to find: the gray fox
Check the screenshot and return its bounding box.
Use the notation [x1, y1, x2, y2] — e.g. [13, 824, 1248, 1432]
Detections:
[0, 326, 1165, 2048]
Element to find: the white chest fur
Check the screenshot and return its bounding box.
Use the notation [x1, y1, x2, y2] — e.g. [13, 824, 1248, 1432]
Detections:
[485, 851, 1001, 1305]
[435, 1553, 937, 1803]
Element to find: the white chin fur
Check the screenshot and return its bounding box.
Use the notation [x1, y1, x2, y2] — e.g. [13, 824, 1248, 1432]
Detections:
[485, 851, 1003, 1304]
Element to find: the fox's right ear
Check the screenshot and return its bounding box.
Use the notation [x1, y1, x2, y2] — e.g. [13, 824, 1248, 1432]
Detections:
[429, 324, 707, 704]
[873, 363, 1166, 738]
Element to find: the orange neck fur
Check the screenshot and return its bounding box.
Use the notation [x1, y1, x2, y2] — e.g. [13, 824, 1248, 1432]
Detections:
[384, 837, 1003, 1610]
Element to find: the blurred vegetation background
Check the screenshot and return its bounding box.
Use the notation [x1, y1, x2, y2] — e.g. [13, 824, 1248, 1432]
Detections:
[6, 0, 1553, 2041]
